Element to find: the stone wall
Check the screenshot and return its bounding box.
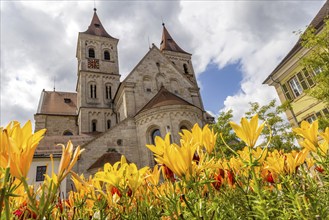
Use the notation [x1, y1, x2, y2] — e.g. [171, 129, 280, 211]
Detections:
[122, 47, 202, 118]
[34, 114, 78, 136]
[77, 118, 139, 176]
[78, 108, 116, 133]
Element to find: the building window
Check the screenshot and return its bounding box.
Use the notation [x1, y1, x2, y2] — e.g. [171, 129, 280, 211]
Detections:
[313, 67, 322, 75]
[305, 114, 317, 124]
[296, 69, 314, 90]
[92, 120, 97, 132]
[107, 120, 111, 130]
[36, 166, 47, 182]
[151, 129, 161, 145]
[63, 130, 73, 136]
[282, 84, 293, 101]
[104, 51, 110, 60]
[289, 76, 303, 98]
[183, 64, 189, 74]
[302, 69, 315, 87]
[105, 84, 112, 100]
[322, 108, 329, 115]
[88, 48, 95, 58]
[90, 83, 97, 99]
[180, 125, 188, 131]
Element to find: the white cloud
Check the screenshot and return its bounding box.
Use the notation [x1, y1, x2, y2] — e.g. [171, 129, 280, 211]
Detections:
[179, 1, 325, 121]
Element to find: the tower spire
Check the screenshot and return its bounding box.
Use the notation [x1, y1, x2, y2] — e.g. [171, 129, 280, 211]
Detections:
[82, 8, 115, 39]
[159, 24, 190, 54]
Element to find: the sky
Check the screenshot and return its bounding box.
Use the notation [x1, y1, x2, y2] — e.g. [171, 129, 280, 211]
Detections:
[0, 0, 326, 127]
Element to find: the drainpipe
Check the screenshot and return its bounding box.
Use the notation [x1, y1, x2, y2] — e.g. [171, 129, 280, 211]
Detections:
[270, 75, 299, 126]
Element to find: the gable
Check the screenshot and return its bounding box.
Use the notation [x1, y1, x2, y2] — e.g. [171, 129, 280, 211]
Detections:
[118, 45, 197, 115]
[137, 86, 195, 114]
[123, 45, 195, 88]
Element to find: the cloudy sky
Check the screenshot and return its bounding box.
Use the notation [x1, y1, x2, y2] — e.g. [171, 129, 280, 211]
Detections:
[0, 0, 325, 127]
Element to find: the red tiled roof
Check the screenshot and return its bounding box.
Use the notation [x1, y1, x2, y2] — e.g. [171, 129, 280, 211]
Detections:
[36, 90, 77, 116]
[160, 24, 190, 55]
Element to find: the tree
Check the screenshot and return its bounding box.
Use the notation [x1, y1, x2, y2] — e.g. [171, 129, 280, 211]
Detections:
[212, 100, 297, 158]
[300, 18, 329, 104]
[300, 18, 329, 129]
[211, 110, 244, 158]
[244, 100, 297, 152]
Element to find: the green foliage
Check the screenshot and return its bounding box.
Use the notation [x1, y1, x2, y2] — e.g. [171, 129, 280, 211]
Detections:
[300, 18, 329, 105]
[212, 100, 297, 154]
[245, 100, 297, 151]
[299, 18, 329, 130]
[211, 110, 244, 158]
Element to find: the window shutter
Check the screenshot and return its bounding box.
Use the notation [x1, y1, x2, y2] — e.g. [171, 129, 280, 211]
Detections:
[297, 72, 308, 90]
[282, 83, 293, 101]
[303, 69, 315, 87]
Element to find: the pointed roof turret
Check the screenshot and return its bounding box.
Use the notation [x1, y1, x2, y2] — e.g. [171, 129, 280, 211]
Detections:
[82, 8, 115, 38]
[160, 23, 190, 54]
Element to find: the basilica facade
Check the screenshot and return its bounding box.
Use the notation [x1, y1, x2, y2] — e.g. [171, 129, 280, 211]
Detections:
[34, 9, 213, 175]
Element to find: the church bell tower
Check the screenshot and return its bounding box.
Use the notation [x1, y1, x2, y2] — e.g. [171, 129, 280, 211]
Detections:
[76, 8, 120, 134]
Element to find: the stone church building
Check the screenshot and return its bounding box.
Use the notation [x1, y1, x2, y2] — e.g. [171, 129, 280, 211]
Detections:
[34, 9, 213, 175]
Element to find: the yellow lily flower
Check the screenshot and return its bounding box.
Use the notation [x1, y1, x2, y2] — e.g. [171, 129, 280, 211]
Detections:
[180, 124, 202, 150]
[264, 150, 285, 175]
[180, 124, 217, 154]
[145, 165, 161, 186]
[299, 139, 317, 153]
[229, 115, 265, 148]
[318, 141, 328, 156]
[146, 133, 171, 157]
[156, 142, 197, 178]
[126, 163, 149, 193]
[0, 121, 46, 179]
[320, 127, 329, 142]
[95, 162, 126, 187]
[293, 120, 318, 146]
[57, 140, 84, 182]
[285, 149, 308, 174]
[202, 125, 217, 154]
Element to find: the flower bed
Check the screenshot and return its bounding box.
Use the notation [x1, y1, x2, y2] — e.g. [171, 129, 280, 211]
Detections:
[1, 115, 328, 219]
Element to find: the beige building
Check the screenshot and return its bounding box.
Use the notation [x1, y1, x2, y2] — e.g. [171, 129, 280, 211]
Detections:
[34, 9, 213, 177]
[263, 1, 329, 127]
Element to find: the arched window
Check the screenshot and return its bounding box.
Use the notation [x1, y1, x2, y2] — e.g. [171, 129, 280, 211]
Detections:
[107, 120, 111, 130]
[104, 51, 110, 60]
[151, 129, 161, 145]
[183, 64, 189, 74]
[92, 120, 97, 132]
[180, 125, 188, 131]
[179, 121, 192, 133]
[90, 83, 97, 99]
[63, 130, 73, 136]
[88, 48, 95, 58]
[105, 84, 112, 100]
